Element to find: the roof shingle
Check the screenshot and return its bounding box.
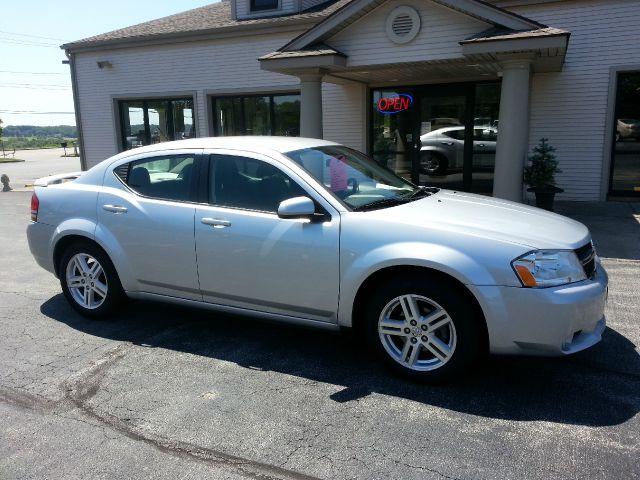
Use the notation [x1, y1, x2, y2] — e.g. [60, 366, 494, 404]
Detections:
[62, 0, 351, 51]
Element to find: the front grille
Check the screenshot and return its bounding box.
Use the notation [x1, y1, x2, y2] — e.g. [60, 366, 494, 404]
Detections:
[575, 242, 596, 279]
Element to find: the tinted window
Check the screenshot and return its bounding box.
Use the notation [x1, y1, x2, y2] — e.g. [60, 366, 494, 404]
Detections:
[115, 154, 195, 202]
[213, 93, 300, 137]
[442, 129, 465, 140]
[119, 98, 195, 151]
[210, 155, 305, 212]
[250, 0, 278, 11]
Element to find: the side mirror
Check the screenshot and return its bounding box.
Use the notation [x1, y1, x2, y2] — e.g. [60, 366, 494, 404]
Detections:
[277, 196, 316, 219]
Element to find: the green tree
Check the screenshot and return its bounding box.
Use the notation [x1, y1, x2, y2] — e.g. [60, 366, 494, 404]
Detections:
[523, 138, 562, 189]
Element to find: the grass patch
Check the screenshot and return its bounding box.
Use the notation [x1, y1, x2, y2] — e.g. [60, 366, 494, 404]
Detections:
[0, 157, 25, 163]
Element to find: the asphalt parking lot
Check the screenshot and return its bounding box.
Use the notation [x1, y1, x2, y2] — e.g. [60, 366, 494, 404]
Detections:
[1, 187, 639, 479]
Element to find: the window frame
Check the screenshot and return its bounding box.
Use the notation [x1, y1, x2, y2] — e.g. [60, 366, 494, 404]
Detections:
[607, 69, 640, 197]
[117, 96, 197, 152]
[112, 151, 204, 204]
[212, 92, 300, 137]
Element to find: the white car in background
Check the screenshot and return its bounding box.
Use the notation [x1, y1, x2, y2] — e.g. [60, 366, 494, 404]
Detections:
[420, 126, 498, 175]
[27, 137, 607, 382]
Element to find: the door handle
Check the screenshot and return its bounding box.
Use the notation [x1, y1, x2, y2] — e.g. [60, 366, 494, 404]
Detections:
[201, 217, 232, 228]
[477, 144, 486, 147]
[440, 142, 454, 146]
[102, 204, 128, 214]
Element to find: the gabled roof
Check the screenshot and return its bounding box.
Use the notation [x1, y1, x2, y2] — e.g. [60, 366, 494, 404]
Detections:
[62, 0, 351, 52]
[462, 26, 568, 44]
[279, 0, 546, 52]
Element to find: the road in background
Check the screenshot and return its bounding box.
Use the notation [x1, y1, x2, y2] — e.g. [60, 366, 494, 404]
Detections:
[0, 148, 80, 188]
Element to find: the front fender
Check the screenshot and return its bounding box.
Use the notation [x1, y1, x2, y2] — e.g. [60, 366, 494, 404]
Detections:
[337, 242, 497, 327]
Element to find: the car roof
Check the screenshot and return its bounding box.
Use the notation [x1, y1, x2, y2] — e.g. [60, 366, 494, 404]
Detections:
[112, 136, 340, 159]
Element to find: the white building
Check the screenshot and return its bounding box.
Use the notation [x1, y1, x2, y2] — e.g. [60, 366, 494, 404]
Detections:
[63, 0, 640, 201]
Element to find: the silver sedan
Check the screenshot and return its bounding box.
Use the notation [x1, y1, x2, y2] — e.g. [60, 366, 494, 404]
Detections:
[27, 137, 607, 382]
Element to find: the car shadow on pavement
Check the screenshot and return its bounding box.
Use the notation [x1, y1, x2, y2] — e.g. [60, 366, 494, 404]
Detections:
[41, 294, 640, 427]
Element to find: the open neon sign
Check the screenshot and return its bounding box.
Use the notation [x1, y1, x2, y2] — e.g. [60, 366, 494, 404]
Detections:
[376, 94, 413, 114]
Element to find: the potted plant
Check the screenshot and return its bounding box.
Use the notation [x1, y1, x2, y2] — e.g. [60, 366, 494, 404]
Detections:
[523, 138, 564, 211]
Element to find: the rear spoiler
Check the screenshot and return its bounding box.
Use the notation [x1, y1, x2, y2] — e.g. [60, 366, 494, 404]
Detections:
[34, 171, 83, 187]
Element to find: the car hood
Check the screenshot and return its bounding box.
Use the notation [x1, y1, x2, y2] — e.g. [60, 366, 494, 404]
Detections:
[375, 190, 590, 250]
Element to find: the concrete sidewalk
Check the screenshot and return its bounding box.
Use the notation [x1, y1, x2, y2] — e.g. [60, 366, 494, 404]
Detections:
[555, 201, 640, 261]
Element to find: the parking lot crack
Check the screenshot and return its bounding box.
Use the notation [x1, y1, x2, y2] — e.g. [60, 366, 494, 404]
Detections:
[60, 344, 323, 480]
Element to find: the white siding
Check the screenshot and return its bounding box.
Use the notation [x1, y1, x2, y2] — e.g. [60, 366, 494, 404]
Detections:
[75, 32, 303, 168]
[322, 83, 367, 152]
[329, 0, 490, 67]
[511, 0, 640, 200]
[235, 0, 298, 19]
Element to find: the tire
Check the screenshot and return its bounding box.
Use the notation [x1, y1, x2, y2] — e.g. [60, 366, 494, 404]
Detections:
[364, 274, 483, 382]
[59, 242, 124, 318]
[420, 152, 448, 175]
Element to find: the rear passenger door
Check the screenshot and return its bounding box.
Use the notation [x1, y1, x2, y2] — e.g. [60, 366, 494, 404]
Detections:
[194, 151, 341, 323]
[97, 150, 202, 299]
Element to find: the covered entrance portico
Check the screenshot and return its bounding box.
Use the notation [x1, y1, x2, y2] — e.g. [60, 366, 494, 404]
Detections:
[260, 0, 569, 202]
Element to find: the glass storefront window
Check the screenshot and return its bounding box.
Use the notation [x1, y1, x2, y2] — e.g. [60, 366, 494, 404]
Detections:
[273, 95, 300, 136]
[213, 93, 300, 137]
[610, 72, 640, 195]
[472, 83, 500, 194]
[120, 101, 146, 149]
[119, 98, 195, 151]
[371, 89, 415, 182]
[244, 96, 271, 135]
[370, 82, 501, 194]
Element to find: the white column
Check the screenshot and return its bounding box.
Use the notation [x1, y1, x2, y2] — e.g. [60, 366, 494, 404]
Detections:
[493, 57, 533, 202]
[299, 73, 323, 139]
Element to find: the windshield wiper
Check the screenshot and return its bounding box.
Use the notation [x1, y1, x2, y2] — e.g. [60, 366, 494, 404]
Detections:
[352, 197, 410, 212]
[404, 186, 440, 200]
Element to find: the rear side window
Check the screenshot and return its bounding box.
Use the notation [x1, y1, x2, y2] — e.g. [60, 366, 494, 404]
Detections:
[114, 154, 196, 202]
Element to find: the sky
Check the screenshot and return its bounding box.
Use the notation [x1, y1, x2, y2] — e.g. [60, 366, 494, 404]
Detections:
[1, 0, 217, 127]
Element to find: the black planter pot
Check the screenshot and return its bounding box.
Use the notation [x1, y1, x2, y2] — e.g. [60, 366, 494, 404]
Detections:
[527, 186, 564, 211]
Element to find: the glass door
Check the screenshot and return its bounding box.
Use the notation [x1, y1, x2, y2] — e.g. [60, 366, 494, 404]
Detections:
[371, 88, 417, 183]
[371, 82, 501, 194]
[610, 71, 640, 196]
[416, 89, 469, 190]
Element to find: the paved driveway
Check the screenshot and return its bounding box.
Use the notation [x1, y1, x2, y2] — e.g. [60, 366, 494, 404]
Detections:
[1, 191, 639, 479]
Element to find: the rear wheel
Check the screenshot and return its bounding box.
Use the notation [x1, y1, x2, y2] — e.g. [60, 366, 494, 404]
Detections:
[364, 274, 482, 382]
[59, 242, 124, 318]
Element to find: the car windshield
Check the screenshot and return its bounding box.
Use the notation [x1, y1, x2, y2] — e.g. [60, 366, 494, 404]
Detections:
[285, 145, 436, 210]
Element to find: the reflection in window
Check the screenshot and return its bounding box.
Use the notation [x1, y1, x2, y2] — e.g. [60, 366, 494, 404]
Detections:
[119, 98, 195, 151]
[611, 72, 640, 195]
[213, 93, 300, 137]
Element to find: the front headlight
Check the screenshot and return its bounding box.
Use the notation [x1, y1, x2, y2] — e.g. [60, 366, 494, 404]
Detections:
[512, 250, 586, 288]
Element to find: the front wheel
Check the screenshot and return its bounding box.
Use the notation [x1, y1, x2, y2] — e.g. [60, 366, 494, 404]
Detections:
[420, 152, 448, 175]
[364, 275, 483, 382]
[59, 242, 124, 318]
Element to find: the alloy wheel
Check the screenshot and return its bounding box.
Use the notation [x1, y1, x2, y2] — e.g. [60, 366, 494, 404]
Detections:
[378, 294, 457, 371]
[65, 253, 108, 309]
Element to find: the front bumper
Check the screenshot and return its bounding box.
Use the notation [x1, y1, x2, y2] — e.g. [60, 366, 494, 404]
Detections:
[472, 263, 608, 356]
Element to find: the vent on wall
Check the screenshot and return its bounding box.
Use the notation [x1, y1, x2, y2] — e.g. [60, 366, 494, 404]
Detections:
[385, 6, 421, 44]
